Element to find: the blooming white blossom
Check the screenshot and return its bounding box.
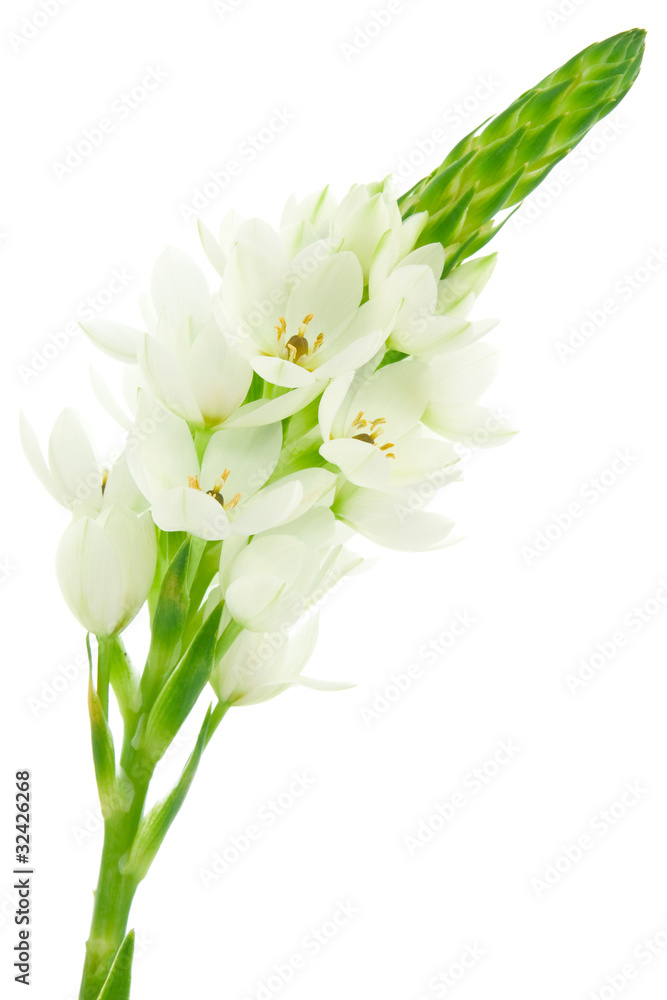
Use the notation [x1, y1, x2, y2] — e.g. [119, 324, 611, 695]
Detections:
[20, 408, 143, 516]
[318, 359, 458, 490]
[126, 395, 336, 541]
[209, 614, 348, 707]
[83, 248, 252, 428]
[214, 219, 392, 389]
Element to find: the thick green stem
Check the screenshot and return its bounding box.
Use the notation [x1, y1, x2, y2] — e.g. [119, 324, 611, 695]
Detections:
[77, 767, 150, 1000]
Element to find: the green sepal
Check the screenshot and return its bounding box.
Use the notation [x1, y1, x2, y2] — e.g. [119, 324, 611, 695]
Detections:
[107, 639, 141, 725]
[399, 28, 646, 265]
[139, 604, 223, 766]
[95, 930, 135, 1000]
[120, 707, 216, 883]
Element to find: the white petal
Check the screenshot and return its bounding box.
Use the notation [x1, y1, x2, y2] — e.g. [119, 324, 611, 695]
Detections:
[81, 318, 143, 362]
[48, 409, 102, 512]
[89, 366, 133, 431]
[151, 247, 211, 329]
[251, 355, 316, 389]
[318, 371, 356, 442]
[223, 383, 324, 428]
[139, 333, 203, 425]
[127, 396, 199, 498]
[314, 329, 387, 380]
[334, 485, 456, 551]
[201, 423, 282, 500]
[320, 438, 391, 490]
[56, 517, 124, 636]
[198, 220, 227, 277]
[285, 251, 363, 338]
[265, 469, 338, 523]
[230, 481, 303, 535]
[186, 322, 253, 425]
[19, 413, 61, 505]
[151, 486, 230, 540]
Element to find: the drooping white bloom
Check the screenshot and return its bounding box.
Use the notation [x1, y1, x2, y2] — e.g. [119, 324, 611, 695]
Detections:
[219, 509, 360, 632]
[56, 503, 157, 636]
[83, 248, 252, 428]
[318, 359, 458, 490]
[214, 219, 392, 390]
[333, 481, 458, 552]
[20, 408, 143, 516]
[422, 342, 514, 446]
[209, 614, 348, 707]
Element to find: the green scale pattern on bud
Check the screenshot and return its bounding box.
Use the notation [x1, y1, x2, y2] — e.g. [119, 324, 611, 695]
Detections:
[399, 29, 646, 273]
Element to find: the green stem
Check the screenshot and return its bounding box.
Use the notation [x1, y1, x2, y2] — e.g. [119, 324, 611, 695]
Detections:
[77, 759, 151, 1000]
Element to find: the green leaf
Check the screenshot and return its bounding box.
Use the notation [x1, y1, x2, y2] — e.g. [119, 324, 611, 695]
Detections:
[141, 539, 193, 708]
[139, 604, 223, 765]
[96, 930, 135, 1000]
[399, 28, 646, 271]
[120, 707, 215, 882]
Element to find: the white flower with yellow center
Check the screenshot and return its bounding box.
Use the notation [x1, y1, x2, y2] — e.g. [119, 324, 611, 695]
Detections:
[318, 359, 458, 491]
[126, 396, 337, 541]
[214, 218, 392, 390]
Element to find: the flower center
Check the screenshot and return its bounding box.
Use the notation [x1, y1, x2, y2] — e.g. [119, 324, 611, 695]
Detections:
[350, 411, 395, 459]
[275, 313, 324, 365]
[187, 470, 241, 509]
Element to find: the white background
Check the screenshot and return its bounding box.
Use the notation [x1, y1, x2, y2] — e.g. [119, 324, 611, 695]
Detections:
[2, 1, 667, 998]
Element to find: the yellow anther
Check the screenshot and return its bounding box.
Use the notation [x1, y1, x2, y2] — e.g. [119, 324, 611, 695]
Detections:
[188, 475, 202, 491]
[225, 493, 241, 510]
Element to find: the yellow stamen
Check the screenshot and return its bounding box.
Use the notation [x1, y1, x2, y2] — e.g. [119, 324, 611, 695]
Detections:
[225, 493, 241, 510]
[188, 475, 202, 491]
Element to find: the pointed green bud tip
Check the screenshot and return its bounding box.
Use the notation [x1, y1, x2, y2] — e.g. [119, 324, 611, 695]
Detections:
[399, 28, 646, 272]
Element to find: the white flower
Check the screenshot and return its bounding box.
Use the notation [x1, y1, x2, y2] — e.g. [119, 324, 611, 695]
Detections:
[332, 179, 428, 282]
[56, 503, 157, 636]
[318, 359, 458, 490]
[422, 342, 514, 445]
[214, 219, 391, 389]
[220, 509, 360, 632]
[83, 248, 252, 428]
[210, 614, 347, 707]
[333, 481, 458, 552]
[20, 408, 143, 516]
[126, 397, 336, 541]
[369, 244, 499, 359]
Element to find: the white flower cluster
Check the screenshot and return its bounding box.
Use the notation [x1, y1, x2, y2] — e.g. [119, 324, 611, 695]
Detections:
[22, 179, 510, 706]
